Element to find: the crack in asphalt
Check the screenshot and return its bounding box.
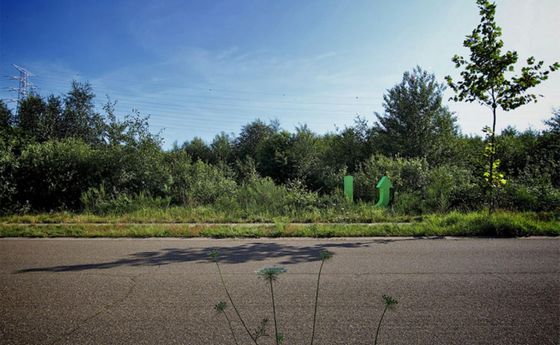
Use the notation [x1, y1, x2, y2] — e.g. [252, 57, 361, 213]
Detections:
[46, 274, 141, 345]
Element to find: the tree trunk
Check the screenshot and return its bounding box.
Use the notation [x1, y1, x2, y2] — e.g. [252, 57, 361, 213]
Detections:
[488, 94, 497, 215]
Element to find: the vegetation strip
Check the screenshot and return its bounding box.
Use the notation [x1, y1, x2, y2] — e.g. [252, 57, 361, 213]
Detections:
[1, 1, 559, 241]
[0, 222, 413, 226]
[1, 212, 558, 238]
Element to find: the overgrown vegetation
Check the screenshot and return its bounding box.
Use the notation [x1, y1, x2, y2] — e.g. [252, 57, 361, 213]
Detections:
[1, 78, 558, 219]
[446, 0, 559, 213]
[0, 1, 558, 223]
[1, 211, 557, 238]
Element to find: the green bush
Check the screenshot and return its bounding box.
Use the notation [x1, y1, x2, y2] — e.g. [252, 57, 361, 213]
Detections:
[392, 192, 424, 214]
[99, 140, 171, 198]
[424, 165, 480, 213]
[354, 154, 429, 203]
[165, 151, 238, 207]
[500, 177, 560, 212]
[16, 139, 100, 210]
[81, 185, 171, 215]
[216, 176, 320, 218]
[285, 179, 319, 211]
[0, 137, 18, 214]
[419, 211, 559, 237]
[234, 177, 292, 216]
[182, 160, 237, 206]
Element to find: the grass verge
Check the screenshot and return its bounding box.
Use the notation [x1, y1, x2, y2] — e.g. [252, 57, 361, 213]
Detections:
[0, 211, 557, 238]
[0, 205, 416, 224]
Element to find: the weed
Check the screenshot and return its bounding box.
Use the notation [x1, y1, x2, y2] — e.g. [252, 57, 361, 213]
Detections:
[214, 301, 239, 345]
[310, 250, 333, 345]
[211, 249, 400, 345]
[257, 266, 287, 345]
[374, 295, 399, 345]
[209, 250, 258, 345]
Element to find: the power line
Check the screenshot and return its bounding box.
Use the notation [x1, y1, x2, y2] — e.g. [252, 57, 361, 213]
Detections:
[28, 74, 382, 106]
[29, 73, 381, 102]
[12, 73, 375, 125]
[0, 68, 375, 141]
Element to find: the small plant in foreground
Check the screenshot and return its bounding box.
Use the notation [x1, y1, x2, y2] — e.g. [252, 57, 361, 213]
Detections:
[214, 301, 239, 345]
[257, 266, 287, 344]
[252, 318, 270, 343]
[310, 250, 334, 345]
[374, 295, 399, 345]
[209, 250, 259, 345]
[210, 250, 400, 344]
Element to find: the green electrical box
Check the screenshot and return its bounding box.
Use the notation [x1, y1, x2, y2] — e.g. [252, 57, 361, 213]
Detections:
[344, 175, 353, 202]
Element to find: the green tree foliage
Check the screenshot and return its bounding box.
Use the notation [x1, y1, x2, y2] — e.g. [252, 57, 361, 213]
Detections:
[323, 123, 368, 173]
[0, 137, 18, 213]
[1, 74, 559, 215]
[16, 94, 64, 142]
[210, 132, 234, 164]
[17, 94, 47, 139]
[234, 119, 278, 160]
[43, 95, 64, 140]
[0, 100, 13, 129]
[538, 110, 560, 188]
[354, 154, 429, 203]
[287, 125, 324, 188]
[256, 130, 292, 183]
[374, 66, 458, 164]
[16, 139, 99, 210]
[178, 160, 237, 206]
[183, 137, 212, 163]
[102, 100, 157, 148]
[60, 81, 104, 145]
[495, 127, 538, 176]
[544, 109, 560, 135]
[445, 0, 559, 212]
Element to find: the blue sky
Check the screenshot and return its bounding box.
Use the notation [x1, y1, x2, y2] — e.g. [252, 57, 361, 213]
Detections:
[1, 0, 559, 148]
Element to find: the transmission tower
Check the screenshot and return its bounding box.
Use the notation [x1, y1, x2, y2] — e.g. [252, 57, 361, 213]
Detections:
[7, 64, 35, 113]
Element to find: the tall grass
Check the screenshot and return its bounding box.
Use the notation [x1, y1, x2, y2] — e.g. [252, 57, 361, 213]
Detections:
[0, 204, 413, 224]
[1, 211, 558, 237]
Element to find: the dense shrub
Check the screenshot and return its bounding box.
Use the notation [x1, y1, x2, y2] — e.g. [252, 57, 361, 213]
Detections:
[424, 165, 481, 212]
[98, 140, 171, 198]
[180, 160, 237, 206]
[498, 171, 560, 212]
[354, 154, 429, 202]
[1, 82, 559, 216]
[16, 139, 100, 210]
[0, 138, 18, 214]
[214, 176, 319, 217]
[81, 186, 171, 215]
[392, 192, 424, 214]
[162, 151, 239, 208]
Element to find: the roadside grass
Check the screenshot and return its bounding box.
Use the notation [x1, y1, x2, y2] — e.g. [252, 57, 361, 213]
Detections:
[0, 211, 557, 237]
[0, 204, 414, 224]
[416, 211, 559, 237]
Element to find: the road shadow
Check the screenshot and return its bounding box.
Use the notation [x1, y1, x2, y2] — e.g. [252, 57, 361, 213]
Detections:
[15, 237, 445, 274]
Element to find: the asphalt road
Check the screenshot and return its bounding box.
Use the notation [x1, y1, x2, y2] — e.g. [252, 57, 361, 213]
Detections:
[1, 237, 558, 345]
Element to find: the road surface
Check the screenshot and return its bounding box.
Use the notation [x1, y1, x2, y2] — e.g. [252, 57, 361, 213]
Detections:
[1, 237, 558, 345]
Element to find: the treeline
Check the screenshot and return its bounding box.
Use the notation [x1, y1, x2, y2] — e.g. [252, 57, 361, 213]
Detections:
[1, 67, 559, 215]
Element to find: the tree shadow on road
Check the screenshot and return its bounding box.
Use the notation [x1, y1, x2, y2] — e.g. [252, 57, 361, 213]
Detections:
[15, 237, 443, 274]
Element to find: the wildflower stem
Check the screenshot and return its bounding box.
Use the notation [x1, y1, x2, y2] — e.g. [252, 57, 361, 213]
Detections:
[269, 279, 280, 345]
[373, 304, 389, 345]
[310, 258, 325, 345]
[222, 311, 239, 345]
[215, 261, 258, 345]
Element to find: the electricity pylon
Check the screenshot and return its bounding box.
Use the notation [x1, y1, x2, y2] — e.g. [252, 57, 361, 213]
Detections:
[8, 64, 35, 113]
